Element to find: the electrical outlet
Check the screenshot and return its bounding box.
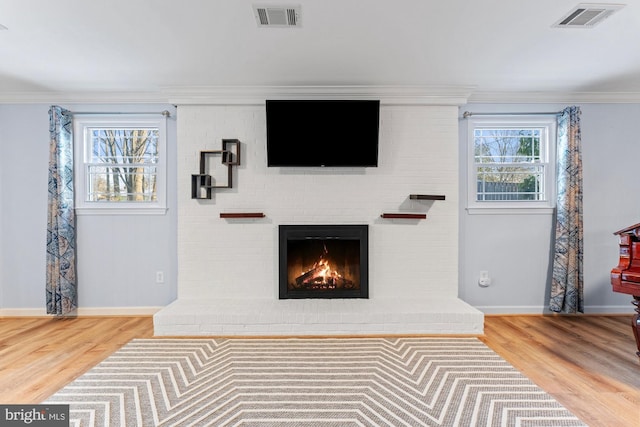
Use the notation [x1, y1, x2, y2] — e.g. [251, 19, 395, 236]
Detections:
[478, 271, 491, 287]
[156, 271, 164, 284]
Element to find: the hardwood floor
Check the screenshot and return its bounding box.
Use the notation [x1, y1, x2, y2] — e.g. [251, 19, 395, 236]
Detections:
[0, 316, 153, 403]
[479, 315, 640, 427]
[0, 315, 638, 426]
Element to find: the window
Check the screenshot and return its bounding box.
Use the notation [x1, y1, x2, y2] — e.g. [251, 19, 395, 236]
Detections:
[467, 117, 556, 213]
[74, 115, 167, 214]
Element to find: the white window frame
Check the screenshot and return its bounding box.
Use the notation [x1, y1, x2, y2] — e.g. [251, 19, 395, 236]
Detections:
[466, 116, 556, 215]
[73, 115, 167, 215]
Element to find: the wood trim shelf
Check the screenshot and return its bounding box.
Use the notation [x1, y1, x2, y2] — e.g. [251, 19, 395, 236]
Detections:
[380, 213, 427, 219]
[220, 213, 265, 219]
[409, 194, 446, 200]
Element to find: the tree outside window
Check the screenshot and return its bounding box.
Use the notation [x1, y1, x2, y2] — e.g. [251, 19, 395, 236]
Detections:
[474, 128, 545, 201]
[87, 128, 159, 202]
[74, 115, 167, 214]
[467, 116, 556, 213]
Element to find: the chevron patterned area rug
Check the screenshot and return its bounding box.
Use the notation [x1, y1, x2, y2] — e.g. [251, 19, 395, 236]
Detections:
[44, 337, 586, 427]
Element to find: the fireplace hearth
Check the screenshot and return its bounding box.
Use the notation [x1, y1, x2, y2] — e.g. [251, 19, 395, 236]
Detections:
[279, 225, 369, 299]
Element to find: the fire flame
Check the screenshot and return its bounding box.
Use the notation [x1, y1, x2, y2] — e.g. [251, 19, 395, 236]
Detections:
[303, 257, 343, 284]
[292, 242, 355, 290]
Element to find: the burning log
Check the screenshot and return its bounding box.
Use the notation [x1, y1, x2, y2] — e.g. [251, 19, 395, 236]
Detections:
[295, 264, 325, 287]
[294, 258, 354, 289]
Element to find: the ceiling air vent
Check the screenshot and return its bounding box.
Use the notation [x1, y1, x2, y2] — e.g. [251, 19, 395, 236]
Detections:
[253, 4, 301, 27]
[553, 3, 625, 28]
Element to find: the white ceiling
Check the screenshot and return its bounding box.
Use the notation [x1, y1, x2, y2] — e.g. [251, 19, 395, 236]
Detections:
[0, 0, 639, 103]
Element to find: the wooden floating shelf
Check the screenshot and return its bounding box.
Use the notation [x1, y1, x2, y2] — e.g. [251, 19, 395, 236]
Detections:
[220, 213, 265, 219]
[409, 194, 446, 200]
[380, 213, 427, 220]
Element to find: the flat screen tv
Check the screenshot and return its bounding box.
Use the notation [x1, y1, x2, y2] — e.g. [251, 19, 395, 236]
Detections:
[266, 99, 380, 167]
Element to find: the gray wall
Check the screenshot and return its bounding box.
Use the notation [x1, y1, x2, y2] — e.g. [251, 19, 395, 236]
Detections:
[458, 103, 639, 313]
[1, 102, 637, 314]
[0, 104, 177, 311]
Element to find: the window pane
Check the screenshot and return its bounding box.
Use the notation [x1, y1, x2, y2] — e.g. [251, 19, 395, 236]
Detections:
[87, 128, 159, 202]
[474, 129, 541, 163]
[87, 165, 157, 202]
[90, 129, 159, 164]
[476, 165, 544, 201]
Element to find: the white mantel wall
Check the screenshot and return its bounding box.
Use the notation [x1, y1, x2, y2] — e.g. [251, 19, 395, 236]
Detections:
[155, 103, 483, 335]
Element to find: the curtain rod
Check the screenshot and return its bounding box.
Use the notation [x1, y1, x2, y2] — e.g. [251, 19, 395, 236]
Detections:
[68, 110, 171, 117]
[462, 111, 562, 119]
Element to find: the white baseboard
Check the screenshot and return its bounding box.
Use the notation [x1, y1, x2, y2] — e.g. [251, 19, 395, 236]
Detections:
[2, 304, 632, 318]
[0, 306, 163, 317]
[477, 305, 635, 315]
[582, 305, 636, 314]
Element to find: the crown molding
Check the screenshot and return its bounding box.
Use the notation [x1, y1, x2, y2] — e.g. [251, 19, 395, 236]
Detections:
[468, 90, 640, 104]
[2, 86, 640, 105]
[161, 85, 476, 106]
[0, 90, 168, 104]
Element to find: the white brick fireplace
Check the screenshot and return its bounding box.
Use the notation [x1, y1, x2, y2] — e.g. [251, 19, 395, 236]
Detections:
[154, 91, 483, 336]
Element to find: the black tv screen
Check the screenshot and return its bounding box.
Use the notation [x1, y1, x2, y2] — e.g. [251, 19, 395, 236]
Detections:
[266, 100, 380, 167]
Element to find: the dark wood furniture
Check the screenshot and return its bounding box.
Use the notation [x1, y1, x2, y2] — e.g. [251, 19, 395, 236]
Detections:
[610, 222, 640, 357]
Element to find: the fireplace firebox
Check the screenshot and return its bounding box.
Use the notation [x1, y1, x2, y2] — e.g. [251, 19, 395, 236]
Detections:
[279, 225, 369, 299]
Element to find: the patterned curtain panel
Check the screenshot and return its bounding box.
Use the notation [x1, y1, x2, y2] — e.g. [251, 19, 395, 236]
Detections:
[46, 106, 77, 316]
[550, 106, 583, 313]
